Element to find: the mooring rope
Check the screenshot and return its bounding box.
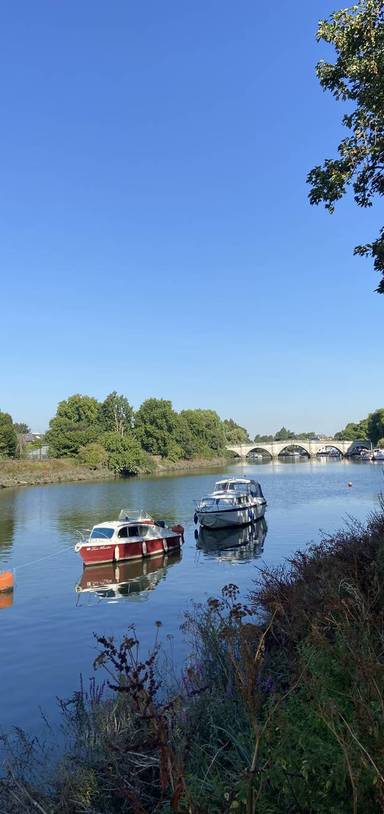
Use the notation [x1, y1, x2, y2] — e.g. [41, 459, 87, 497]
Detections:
[12, 545, 72, 573]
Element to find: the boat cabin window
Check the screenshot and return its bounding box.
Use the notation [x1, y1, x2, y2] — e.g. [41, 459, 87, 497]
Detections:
[118, 525, 151, 538]
[118, 526, 128, 538]
[233, 482, 246, 493]
[227, 482, 248, 494]
[137, 524, 151, 536]
[128, 526, 139, 537]
[201, 497, 217, 508]
[215, 481, 250, 493]
[90, 527, 115, 539]
[250, 483, 263, 497]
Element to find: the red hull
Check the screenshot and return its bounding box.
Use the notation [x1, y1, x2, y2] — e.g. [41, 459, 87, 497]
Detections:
[79, 534, 182, 566]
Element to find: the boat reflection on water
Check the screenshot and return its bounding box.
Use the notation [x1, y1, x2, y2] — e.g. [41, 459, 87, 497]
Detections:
[196, 517, 267, 562]
[75, 551, 182, 602]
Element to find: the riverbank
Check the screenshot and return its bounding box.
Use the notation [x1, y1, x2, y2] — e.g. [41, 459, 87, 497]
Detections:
[0, 459, 115, 488]
[0, 455, 233, 489]
[1, 507, 383, 813]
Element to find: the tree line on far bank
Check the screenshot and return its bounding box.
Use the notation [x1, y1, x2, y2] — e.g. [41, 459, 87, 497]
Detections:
[1, 399, 384, 474]
[254, 411, 384, 448]
[334, 409, 384, 446]
[0, 395, 250, 475]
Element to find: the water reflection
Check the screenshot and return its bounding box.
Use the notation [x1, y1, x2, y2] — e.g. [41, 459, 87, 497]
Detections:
[0, 591, 13, 611]
[0, 490, 16, 562]
[196, 517, 268, 562]
[75, 550, 182, 602]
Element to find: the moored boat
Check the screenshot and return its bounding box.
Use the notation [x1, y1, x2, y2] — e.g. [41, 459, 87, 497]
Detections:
[372, 448, 384, 461]
[75, 510, 184, 566]
[194, 476, 266, 529]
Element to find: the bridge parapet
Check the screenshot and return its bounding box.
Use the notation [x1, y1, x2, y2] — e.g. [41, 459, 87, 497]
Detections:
[226, 439, 371, 459]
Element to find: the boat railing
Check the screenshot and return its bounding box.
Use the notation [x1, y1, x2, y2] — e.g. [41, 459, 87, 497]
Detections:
[118, 509, 153, 521]
[75, 528, 91, 543]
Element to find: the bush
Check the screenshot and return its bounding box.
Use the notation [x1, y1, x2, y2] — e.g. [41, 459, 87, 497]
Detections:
[78, 443, 108, 469]
[101, 432, 149, 475]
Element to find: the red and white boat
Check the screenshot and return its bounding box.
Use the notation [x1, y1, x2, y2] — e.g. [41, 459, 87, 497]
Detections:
[75, 510, 184, 566]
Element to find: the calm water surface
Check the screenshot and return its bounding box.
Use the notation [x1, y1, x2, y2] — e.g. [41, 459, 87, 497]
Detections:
[0, 460, 382, 734]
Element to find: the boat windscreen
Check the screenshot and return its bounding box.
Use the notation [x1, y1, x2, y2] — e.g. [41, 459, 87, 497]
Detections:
[90, 527, 115, 539]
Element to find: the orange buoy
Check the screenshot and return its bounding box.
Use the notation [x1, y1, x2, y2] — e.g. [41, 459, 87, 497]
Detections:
[0, 571, 14, 593]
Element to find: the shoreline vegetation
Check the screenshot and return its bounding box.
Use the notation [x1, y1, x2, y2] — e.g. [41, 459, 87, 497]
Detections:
[1, 507, 384, 812]
[0, 393, 251, 483]
[0, 454, 234, 490]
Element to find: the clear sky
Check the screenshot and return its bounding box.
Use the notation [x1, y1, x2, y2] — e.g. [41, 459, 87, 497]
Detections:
[0, 1, 382, 436]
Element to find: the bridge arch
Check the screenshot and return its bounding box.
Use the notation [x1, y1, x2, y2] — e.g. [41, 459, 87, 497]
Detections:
[316, 444, 344, 457]
[246, 446, 272, 460]
[278, 443, 310, 458]
[229, 449, 242, 458]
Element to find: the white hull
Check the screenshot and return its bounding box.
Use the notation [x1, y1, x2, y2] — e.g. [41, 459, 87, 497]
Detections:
[197, 500, 266, 529]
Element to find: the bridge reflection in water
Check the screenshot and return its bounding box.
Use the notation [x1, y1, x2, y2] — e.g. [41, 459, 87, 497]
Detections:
[75, 551, 182, 602]
[196, 517, 267, 562]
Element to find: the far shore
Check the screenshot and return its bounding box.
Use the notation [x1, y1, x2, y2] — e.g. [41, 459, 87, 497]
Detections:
[0, 455, 235, 490]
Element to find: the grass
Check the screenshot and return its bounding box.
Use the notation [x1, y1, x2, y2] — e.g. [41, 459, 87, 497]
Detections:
[1, 507, 384, 812]
[0, 458, 114, 488]
[0, 453, 236, 488]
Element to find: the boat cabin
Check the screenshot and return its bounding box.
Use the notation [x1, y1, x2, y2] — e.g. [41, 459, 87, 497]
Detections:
[90, 521, 157, 542]
[212, 478, 264, 499]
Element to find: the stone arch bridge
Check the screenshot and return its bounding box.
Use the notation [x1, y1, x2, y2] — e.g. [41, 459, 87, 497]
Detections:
[226, 439, 371, 460]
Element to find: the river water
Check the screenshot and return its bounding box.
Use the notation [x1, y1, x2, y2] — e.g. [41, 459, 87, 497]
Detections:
[0, 459, 382, 735]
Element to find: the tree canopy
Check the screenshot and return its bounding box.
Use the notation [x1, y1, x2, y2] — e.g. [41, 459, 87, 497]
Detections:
[42, 394, 233, 470]
[0, 411, 17, 458]
[223, 418, 250, 444]
[56, 394, 100, 424]
[179, 409, 225, 458]
[254, 428, 316, 443]
[134, 399, 181, 459]
[274, 427, 296, 442]
[307, 0, 384, 293]
[334, 420, 369, 441]
[335, 408, 383, 442]
[45, 394, 101, 457]
[367, 408, 384, 444]
[99, 392, 133, 436]
[13, 422, 30, 435]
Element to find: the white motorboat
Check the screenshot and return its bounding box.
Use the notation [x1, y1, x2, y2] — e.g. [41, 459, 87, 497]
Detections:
[194, 476, 266, 529]
[372, 448, 384, 461]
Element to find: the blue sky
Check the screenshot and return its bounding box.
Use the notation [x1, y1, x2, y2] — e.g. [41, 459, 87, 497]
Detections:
[0, 1, 382, 436]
